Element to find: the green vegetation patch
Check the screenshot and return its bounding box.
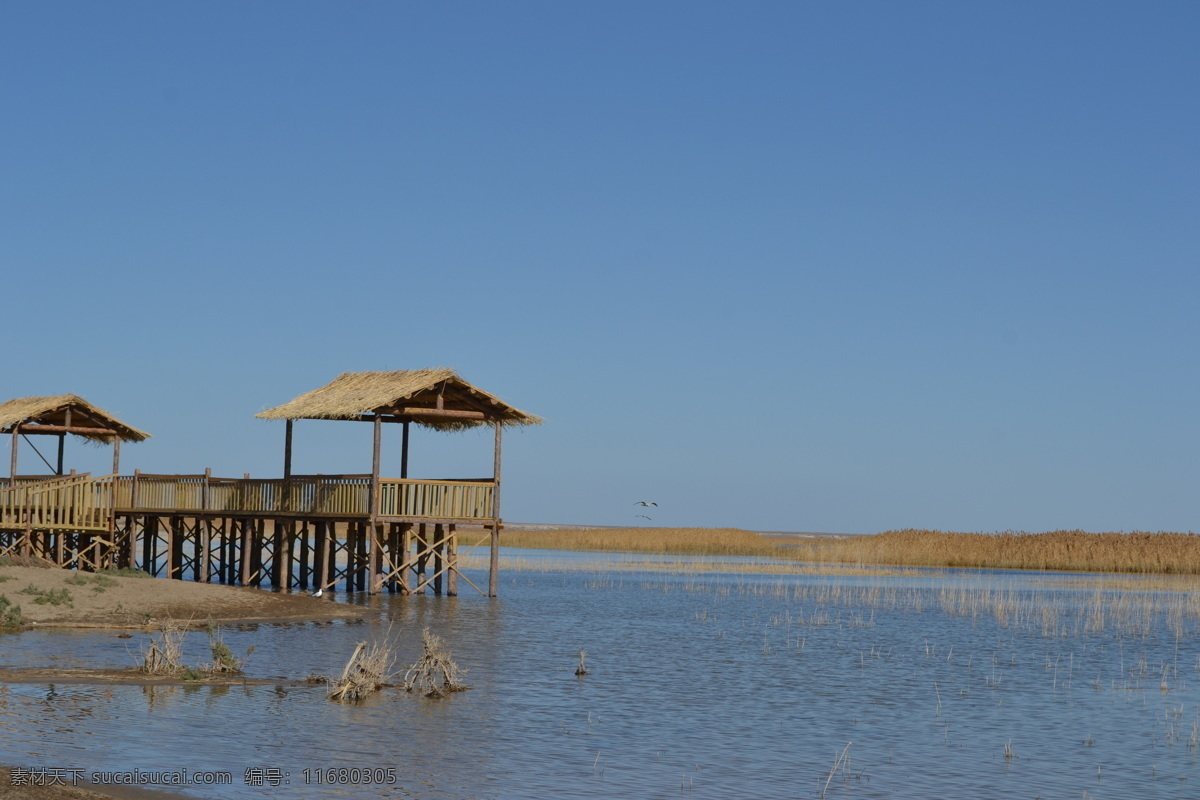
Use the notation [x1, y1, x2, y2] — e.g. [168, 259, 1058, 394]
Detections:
[102, 567, 150, 579]
[0, 595, 22, 628]
[19, 585, 73, 606]
[65, 573, 120, 591]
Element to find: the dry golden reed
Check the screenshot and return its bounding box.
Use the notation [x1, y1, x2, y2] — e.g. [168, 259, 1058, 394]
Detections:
[500, 527, 1200, 576]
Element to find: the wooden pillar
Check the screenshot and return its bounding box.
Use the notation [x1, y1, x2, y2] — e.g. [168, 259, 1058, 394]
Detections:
[370, 522, 384, 594]
[399, 523, 411, 594]
[55, 434, 65, 476]
[314, 521, 327, 593]
[200, 470, 211, 583]
[416, 523, 428, 592]
[168, 516, 183, 580]
[400, 421, 409, 479]
[433, 523, 444, 595]
[489, 423, 502, 597]
[251, 519, 265, 587]
[283, 420, 293, 479]
[270, 520, 284, 589]
[239, 519, 253, 586]
[447, 523, 458, 596]
[366, 413, 382, 594]
[326, 521, 338, 591]
[356, 522, 369, 592]
[298, 521, 310, 590]
[227, 519, 238, 584]
[142, 516, 156, 575]
[112, 438, 121, 477]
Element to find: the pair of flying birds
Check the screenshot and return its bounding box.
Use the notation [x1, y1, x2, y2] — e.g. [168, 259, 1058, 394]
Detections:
[635, 500, 656, 520]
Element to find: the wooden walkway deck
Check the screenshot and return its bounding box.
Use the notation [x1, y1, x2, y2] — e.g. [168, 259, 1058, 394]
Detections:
[0, 472, 501, 596]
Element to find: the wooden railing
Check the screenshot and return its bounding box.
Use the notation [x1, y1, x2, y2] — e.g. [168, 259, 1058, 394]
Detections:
[111, 474, 496, 520]
[379, 478, 495, 519]
[0, 473, 113, 532]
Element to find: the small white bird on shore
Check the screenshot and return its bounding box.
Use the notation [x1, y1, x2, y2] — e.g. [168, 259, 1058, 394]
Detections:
[311, 588, 323, 598]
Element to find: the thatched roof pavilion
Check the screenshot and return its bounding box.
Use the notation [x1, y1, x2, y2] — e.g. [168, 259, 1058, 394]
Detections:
[0, 394, 150, 478]
[256, 368, 541, 487]
[255, 368, 542, 429]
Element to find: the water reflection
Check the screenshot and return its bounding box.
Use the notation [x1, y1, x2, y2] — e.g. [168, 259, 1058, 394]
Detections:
[0, 559, 1197, 798]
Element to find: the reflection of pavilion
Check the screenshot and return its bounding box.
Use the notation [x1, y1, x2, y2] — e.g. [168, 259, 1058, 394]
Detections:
[0, 370, 541, 596]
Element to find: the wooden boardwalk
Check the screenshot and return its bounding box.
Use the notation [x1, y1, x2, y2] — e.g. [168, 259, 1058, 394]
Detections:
[1, 369, 542, 597]
[0, 471, 501, 596]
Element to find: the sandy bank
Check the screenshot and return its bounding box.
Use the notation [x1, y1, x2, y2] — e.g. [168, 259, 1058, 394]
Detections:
[0, 564, 362, 629]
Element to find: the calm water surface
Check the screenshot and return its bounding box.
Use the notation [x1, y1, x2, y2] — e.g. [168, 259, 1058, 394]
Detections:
[1, 553, 1198, 799]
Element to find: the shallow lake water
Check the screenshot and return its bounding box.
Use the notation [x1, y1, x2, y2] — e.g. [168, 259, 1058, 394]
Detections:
[2, 552, 1199, 799]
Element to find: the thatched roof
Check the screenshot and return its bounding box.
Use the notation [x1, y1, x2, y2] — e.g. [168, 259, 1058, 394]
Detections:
[255, 369, 543, 431]
[0, 394, 151, 443]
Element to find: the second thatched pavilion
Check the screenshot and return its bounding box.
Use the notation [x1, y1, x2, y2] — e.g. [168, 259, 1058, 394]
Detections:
[255, 368, 543, 595]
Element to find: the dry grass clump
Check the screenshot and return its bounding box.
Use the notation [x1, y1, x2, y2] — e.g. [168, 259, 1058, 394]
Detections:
[204, 617, 253, 674]
[504, 527, 1200, 576]
[502, 527, 791, 557]
[137, 622, 187, 675]
[403, 628, 469, 698]
[329, 637, 395, 703]
[803, 529, 1200, 575]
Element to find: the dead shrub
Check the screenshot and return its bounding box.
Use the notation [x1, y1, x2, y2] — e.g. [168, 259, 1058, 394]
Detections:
[403, 628, 469, 698]
[328, 635, 395, 703]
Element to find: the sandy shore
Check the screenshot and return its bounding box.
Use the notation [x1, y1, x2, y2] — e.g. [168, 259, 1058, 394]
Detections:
[0, 563, 362, 629]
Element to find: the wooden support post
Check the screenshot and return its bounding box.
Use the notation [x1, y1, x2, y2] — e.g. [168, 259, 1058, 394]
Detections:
[356, 523, 368, 592]
[370, 522, 384, 594]
[433, 523, 444, 596]
[200, 470, 212, 582]
[142, 516, 156, 575]
[371, 415, 381, 517]
[447, 523, 458, 596]
[326, 521, 338, 591]
[416, 523, 428, 593]
[239, 520, 252, 586]
[112, 438, 121, 477]
[252, 519, 266, 587]
[283, 420, 293, 479]
[298, 521, 310, 590]
[270, 520, 284, 589]
[490, 422, 502, 597]
[399, 523, 411, 594]
[401, 421, 409, 479]
[314, 521, 327, 593]
[489, 523, 499, 597]
[169, 517, 183, 580]
[56, 433, 65, 476]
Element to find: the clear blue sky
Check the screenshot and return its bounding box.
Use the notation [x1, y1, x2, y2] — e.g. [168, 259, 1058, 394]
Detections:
[4, 2, 1197, 534]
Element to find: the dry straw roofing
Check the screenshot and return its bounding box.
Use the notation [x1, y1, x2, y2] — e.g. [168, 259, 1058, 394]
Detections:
[0, 394, 151, 443]
[256, 369, 543, 431]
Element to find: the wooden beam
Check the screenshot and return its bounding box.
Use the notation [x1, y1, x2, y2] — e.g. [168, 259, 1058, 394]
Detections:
[391, 407, 486, 420]
[9, 425, 18, 480]
[3, 425, 120, 437]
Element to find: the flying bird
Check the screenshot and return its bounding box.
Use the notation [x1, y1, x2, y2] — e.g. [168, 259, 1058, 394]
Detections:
[636, 514, 652, 521]
[634, 501, 657, 507]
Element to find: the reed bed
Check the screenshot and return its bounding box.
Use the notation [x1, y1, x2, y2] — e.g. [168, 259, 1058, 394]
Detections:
[501, 527, 1200, 576]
